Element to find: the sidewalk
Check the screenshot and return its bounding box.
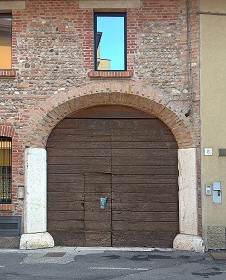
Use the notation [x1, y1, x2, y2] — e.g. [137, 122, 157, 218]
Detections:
[0, 247, 225, 279]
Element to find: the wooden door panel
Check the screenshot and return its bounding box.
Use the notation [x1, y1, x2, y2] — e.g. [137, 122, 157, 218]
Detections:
[84, 173, 112, 247]
[111, 118, 178, 247]
[47, 118, 111, 247]
[47, 106, 179, 248]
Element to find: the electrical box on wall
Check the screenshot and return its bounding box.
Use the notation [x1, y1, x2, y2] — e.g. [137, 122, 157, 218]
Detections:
[205, 184, 212, 196]
[212, 181, 222, 204]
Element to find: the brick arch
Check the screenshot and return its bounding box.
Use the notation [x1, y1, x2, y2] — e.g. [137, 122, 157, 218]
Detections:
[0, 124, 15, 138]
[26, 81, 195, 149]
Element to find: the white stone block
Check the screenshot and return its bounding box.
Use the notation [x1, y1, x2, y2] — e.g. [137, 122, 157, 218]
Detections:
[178, 148, 198, 235]
[20, 232, 54, 250]
[173, 234, 205, 253]
[24, 148, 47, 233]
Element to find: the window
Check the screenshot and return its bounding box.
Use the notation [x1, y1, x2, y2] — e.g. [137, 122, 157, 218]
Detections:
[0, 137, 12, 203]
[0, 14, 12, 70]
[94, 13, 127, 71]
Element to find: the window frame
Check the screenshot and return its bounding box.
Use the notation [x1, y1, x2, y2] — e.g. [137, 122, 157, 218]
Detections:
[0, 136, 12, 204]
[0, 13, 12, 70]
[94, 12, 127, 71]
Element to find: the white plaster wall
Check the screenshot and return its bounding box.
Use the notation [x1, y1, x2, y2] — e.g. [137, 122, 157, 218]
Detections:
[24, 148, 47, 233]
[178, 148, 198, 235]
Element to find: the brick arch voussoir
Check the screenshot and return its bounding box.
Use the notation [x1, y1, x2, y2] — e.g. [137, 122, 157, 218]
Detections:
[29, 82, 195, 149]
[0, 123, 15, 138]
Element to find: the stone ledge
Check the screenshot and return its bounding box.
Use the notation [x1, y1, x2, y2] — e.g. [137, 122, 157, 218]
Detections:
[0, 70, 17, 78]
[0, 204, 15, 211]
[88, 70, 133, 79]
[0, 1, 25, 10]
[79, 0, 141, 9]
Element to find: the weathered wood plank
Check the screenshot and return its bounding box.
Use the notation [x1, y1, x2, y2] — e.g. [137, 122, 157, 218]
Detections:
[112, 221, 179, 231]
[48, 156, 111, 165]
[112, 211, 178, 222]
[49, 230, 85, 246]
[47, 134, 111, 142]
[85, 173, 112, 184]
[112, 148, 177, 158]
[48, 182, 84, 193]
[112, 202, 178, 212]
[111, 119, 172, 132]
[85, 200, 111, 211]
[85, 221, 111, 231]
[56, 119, 111, 130]
[112, 141, 177, 149]
[85, 193, 111, 203]
[48, 220, 84, 231]
[47, 141, 111, 149]
[48, 164, 111, 174]
[112, 174, 178, 184]
[85, 232, 111, 247]
[85, 183, 111, 193]
[112, 165, 178, 175]
[48, 192, 84, 202]
[112, 192, 178, 203]
[112, 184, 178, 193]
[112, 231, 177, 247]
[112, 156, 177, 166]
[47, 148, 111, 157]
[85, 202, 111, 211]
[48, 173, 84, 183]
[85, 211, 111, 221]
[111, 135, 175, 142]
[48, 201, 84, 211]
[48, 211, 84, 221]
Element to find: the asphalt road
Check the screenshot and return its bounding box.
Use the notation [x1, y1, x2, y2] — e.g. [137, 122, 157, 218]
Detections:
[0, 247, 225, 280]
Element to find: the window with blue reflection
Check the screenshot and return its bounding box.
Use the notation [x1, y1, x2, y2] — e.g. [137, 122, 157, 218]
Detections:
[94, 13, 126, 71]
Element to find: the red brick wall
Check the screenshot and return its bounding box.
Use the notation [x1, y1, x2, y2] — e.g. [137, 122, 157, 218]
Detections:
[0, 0, 201, 231]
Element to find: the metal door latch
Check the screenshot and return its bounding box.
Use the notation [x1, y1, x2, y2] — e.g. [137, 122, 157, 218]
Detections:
[100, 197, 108, 209]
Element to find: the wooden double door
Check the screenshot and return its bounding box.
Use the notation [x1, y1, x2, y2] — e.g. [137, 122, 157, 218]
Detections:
[47, 106, 179, 247]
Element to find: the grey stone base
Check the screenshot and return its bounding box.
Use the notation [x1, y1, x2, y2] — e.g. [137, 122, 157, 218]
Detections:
[20, 232, 54, 250]
[173, 234, 205, 252]
[0, 236, 20, 249]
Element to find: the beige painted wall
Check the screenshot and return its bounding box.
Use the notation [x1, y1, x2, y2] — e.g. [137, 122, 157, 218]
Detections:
[200, 0, 226, 13]
[201, 0, 226, 248]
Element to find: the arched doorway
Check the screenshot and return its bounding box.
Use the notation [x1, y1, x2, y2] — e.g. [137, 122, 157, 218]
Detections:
[46, 105, 179, 247]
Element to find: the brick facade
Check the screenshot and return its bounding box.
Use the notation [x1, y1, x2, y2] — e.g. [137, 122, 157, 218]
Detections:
[0, 0, 201, 234]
